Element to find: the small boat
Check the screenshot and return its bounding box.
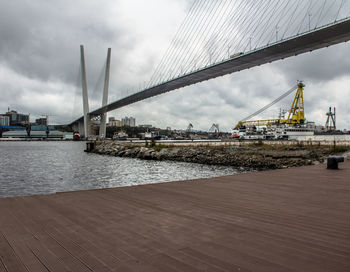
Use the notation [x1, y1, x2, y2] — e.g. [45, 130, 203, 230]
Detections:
[113, 131, 128, 140]
[232, 128, 246, 139]
[73, 132, 81, 141]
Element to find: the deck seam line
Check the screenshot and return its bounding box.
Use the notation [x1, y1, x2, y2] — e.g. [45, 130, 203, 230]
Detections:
[0, 230, 30, 272]
[43, 228, 95, 272]
[26, 246, 52, 272]
[0, 257, 9, 272]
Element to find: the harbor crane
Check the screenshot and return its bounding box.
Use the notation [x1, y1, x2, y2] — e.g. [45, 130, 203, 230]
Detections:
[235, 81, 306, 129]
[325, 107, 336, 131]
[208, 123, 220, 139]
[209, 124, 220, 133]
[186, 123, 193, 132]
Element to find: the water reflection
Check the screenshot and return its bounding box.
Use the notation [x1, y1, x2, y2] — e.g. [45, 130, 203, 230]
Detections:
[0, 141, 240, 198]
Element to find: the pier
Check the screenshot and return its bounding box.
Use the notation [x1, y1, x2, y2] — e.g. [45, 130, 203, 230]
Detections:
[0, 161, 349, 271]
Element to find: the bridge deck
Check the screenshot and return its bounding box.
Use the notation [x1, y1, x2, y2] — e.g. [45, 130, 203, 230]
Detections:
[71, 18, 350, 124]
[0, 161, 350, 271]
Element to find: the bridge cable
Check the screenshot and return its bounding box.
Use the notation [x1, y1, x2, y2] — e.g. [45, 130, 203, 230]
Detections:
[321, 0, 339, 25]
[296, 0, 314, 34]
[190, 0, 259, 70]
[240, 84, 297, 122]
[162, 0, 221, 82]
[184, 0, 250, 70]
[231, 0, 275, 53]
[90, 62, 106, 111]
[148, 0, 204, 87]
[234, 1, 273, 52]
[209, 0, 265, 64]
[150, 0, 212, 86]
[256, 0, 285, 47]
[146, 0, 201, 88]
[219, 1, 270, 58]
[281, 0, 303, 39]
[294, 0, 319, 34]
[315, 0, 327, 28]
[212, 0, 254, 59]
[211, 0, 261, 58]
[135, 0, 350, 99]
[244, 0, 285, 48]
[182, 0, 232, 67]
[242, 1, 289, 53]
[178, 0, 252, 76]
[238, 0, 276, 48]
[265, 0, 294, 45]
[161, 0, 215, 80]
[335, 0, 345, 22]
[242, 0, 280, 49]
[178, 0, 233, 71]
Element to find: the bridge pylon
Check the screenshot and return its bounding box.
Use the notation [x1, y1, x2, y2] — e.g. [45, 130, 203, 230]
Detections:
[78, 45, 111, 139]
[99, 48, 111, 139]
[80, 45, 90, 139]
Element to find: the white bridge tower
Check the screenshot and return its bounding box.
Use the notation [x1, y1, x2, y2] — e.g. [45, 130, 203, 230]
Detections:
[79, 45, 111, 139]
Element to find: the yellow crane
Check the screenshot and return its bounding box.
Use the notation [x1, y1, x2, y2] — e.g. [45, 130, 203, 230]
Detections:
[235, 81, 305, 129]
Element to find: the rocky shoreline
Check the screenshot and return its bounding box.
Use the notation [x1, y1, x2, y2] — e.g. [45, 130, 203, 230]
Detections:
[90, 141, 346, 170]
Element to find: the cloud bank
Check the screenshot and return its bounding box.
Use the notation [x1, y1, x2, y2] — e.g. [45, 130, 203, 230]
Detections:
[0, 0, 349, 131]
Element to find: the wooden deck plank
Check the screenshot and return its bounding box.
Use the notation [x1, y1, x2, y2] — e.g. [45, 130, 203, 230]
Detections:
[0, 199, 48, 272]
[187, 241, 296, 272]
[10, 197, 117, 272]
[97, 180, 348, 258]
[0, 231, 28, 272]
[0, 262, 6, 272]
[0, 225, 49, 272]
[0, 160, 349, 271]
[180, 247, 251, 272]
[5, 201, 77, 272]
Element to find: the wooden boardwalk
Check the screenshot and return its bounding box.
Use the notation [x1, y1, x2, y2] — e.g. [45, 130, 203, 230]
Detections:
[0, 161, 349, 272]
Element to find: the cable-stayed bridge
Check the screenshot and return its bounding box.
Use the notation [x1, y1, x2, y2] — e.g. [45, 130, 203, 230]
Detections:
[71, 0, 350, 138]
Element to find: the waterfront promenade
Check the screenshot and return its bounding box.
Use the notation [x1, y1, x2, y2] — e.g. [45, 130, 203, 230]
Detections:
[0, 161, 349, 271]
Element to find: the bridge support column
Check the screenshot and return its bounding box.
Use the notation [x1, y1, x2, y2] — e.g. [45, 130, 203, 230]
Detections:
[78, 120, 85, 137]
[99, 48, 111, 139]
[80, 45, 90, 139]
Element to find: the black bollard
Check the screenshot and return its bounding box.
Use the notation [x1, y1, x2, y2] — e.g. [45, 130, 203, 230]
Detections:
[327, 156, 344, 169]
[85, 141, 95, 152]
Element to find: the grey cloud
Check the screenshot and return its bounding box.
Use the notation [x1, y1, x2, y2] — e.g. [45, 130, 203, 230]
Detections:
[0, 0, 124, 85]
[273, 43, 350, 83]
[1, 1, 350, 131]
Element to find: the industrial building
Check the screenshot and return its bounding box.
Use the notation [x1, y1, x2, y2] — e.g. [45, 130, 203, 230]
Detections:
[122, 116, 136, 127]
[0, 115, 10, 126]
[5, 109, 29, 126]
[107, 117, 123, 127]
[35, 117, 48, 126]
[1, 125, 65, 139]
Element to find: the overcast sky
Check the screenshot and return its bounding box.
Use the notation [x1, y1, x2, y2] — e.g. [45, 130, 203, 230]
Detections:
[1, 0, 350, 131]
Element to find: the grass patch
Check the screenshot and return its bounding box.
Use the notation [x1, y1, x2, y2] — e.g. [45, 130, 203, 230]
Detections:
[331, 146, 350, 153]
[153, 144, 169, 152]
[246, 141, 268, 148]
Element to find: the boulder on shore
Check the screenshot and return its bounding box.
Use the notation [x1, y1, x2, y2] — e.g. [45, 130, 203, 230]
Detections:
[91, 141, 341, 170]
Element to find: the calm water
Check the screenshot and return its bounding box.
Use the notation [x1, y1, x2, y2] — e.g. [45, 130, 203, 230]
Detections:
[0, 141, 241, 198]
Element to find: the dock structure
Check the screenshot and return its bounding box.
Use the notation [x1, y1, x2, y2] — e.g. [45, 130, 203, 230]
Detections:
[0, 162, 349, 271]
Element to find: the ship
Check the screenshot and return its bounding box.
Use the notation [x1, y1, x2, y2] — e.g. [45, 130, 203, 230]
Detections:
[232, 81, 315, 140]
